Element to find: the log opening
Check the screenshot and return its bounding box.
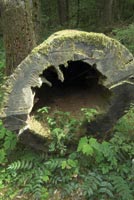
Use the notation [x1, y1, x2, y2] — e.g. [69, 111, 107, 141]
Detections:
[32, 60, 111, 117]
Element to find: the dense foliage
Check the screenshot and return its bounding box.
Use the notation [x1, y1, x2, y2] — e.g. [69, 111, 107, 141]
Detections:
[40, 0, 134, 37]
[0, 105, 134, 199]
[112, 23, 134, 54]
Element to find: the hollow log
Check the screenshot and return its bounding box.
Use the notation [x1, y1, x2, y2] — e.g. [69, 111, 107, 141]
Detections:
[1, 30, 134, 149]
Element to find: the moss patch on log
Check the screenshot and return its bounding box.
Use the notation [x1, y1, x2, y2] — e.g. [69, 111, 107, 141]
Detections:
[28, 116, 51, 138]
[32, 30, 132, 70]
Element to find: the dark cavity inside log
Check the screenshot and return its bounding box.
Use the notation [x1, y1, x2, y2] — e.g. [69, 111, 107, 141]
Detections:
[31, 60, 111, 117]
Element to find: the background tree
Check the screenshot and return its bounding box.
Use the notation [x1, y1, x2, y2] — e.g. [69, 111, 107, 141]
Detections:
[32, 0, 41, 44]
[0, 2, 3, 36]
[40, 0, 134, 34]
[103, 0, 114, 25]
[57, 0, 69, 26]
[1, 0, 37, 75]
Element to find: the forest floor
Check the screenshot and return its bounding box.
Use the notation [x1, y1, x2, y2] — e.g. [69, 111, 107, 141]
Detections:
[33, 83, 110, 119]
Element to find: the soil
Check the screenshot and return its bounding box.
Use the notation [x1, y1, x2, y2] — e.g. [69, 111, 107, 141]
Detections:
[33, 83, 111, 118]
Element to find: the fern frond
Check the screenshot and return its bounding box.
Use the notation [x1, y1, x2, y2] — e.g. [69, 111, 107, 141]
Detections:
[110, 175, 133, 200]
[45, 158, 63, 170]
[61, 182, 79, 197]
[98, 187, 114, 198]
[8, 160, 33, 170]
[80, 172, 100, 198]
[21, 166, 45, 199]
[32, 167, 45, 200]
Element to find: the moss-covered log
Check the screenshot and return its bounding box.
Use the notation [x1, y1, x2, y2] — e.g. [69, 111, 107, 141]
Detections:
[1, 30, 134, 148]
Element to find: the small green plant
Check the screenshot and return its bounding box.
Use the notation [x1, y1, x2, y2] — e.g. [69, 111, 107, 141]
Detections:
[47, 110, 79, 155]
[36, 106, 50, 121]
[0, 121, 17, 164]
[0, 121, 18, 199]
[77, 136, 99, 156]
[36, 107, 98, 155]
[81, 107, 99, 123]
[36, 107, 79, 155]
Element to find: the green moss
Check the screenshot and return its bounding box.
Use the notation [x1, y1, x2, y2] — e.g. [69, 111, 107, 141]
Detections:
[32, 30, 123, 55]
[28, 116, 51, 138]
[32, 30, 133, 72]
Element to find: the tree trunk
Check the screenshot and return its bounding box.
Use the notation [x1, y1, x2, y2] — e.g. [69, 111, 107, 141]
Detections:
[76, 0, 80, 27]
[102, 0, 114, 25]
[1, 0, 36, 75]
[57, 0, 69, 26]
[32, 0, 41, 44]
[96, 0, 114, 27]
[0, 2, 2, 35]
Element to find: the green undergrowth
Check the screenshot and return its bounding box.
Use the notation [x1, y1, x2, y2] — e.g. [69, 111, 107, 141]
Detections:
[0, 105, 134, 200]
[112, 23, 134, 55]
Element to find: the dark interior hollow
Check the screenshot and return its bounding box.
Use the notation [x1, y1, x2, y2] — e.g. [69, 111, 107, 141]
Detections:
[32, 61, 111, 117]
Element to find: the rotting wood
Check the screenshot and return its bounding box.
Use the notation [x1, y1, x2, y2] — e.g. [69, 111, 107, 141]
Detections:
[1, 30, 134, 149]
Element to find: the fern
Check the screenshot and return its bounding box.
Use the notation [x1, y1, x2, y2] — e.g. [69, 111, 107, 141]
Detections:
[80, 172, 114, 199]
[8, 160, 33, 170]
[110, 175, 133, 200]
[61, 182, 80, 198]
[8, 159, 49, 199]
[98, 181, 114, 199]
[81, 108, 99, 123]
[23, 167, 44, 200]
[45, 158, 62, 171]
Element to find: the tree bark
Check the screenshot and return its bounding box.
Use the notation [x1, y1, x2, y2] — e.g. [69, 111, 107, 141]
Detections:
[76, 0, 80, 27]
[1, 0, 36, 75]
[0, 2, 3, 35]
[32, 0, 41, 44]
[57, 0, 69, 26]
[101, 0, 114, 25]
[96, 0, 114, 25]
